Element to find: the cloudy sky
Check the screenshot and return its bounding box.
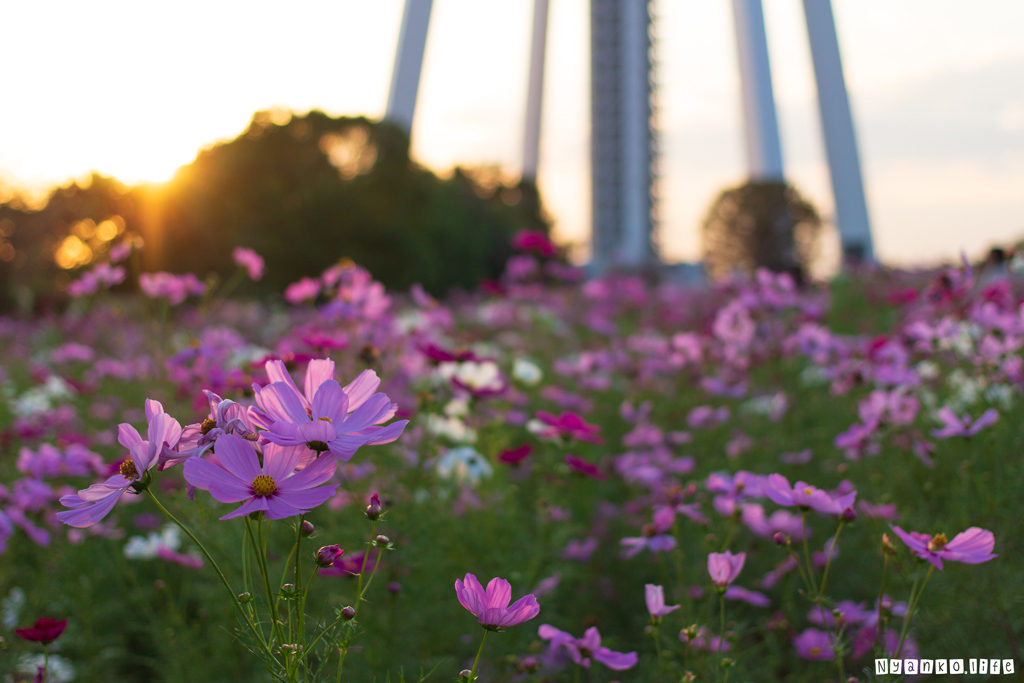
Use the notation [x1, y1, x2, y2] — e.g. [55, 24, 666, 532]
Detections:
[2, 0, 1022, 268]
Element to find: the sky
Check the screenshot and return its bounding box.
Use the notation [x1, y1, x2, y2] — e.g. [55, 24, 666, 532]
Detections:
[1, 0, 1022, 268]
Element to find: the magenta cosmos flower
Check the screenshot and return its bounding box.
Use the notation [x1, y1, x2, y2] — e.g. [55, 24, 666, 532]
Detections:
[764, 474, 856, 516]
[251, 359, 408, 461]
[184, 434, 337, 520]
[708, 550, 746, 587]
[644, 584, 680, 619]
[538, 625, 638, 670]
[455, 573, 540, 631]
[15, 617, 67, 644]
[57, 400, 182, 528]
[534, 411, 603, 443]
[889, 525, 996, 569]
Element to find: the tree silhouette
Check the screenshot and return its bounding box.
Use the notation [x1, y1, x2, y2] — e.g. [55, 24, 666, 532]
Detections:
[701, 180, 822, 282]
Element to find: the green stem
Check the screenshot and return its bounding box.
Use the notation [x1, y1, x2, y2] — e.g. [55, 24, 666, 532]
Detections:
[719, 591, 727, 657]
[359, 551, 384, 603]
[468, 630, 489, 681]
[818, 520, 845, 598]
[146, 490, 280, 668]
[875, 554, 889, 652]
[294, 517, 305, 645]
[896, 565, 934, 658]
[801, 512, 817, 595]
[247, 515, 286, 648]
[353, 521, 377, 606]
[787, 545, 815, 597]
[651, 623, 666, 683]
[721, 512, 739, 552]
[334, 523, 379, 682]
[43, 644, 49, 683]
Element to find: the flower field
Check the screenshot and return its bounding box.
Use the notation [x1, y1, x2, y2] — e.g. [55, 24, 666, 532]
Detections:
[1, 241, 1020, 681]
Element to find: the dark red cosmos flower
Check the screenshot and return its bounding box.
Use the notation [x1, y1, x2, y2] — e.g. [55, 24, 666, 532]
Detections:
[15, 617, 67, 644]
[499, 444, 532, 465]
[418, 343, 480, 364]
[565, 454, 607, 480]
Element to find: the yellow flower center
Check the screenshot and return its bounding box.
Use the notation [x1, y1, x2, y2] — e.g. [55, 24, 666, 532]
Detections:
[200, 417, 217, 435]
[251, 474, 278, 497]
[804, 487, 813, 496]
[119, 457, 139, 480]
[927, 533, 948, 552]
[317, 416, 332, 423]
[810, 646, 821, 656]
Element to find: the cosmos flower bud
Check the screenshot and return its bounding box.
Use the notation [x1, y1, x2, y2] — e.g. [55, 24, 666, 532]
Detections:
[881, 533, 897, 556]
[237, 592, 253, 604]
[365, 492, 383, 520]
[374, 534, 391, 547]
[773, 532, 788, 546]
[316, 545, 344, 567]
[388, 581, 402, 595]
[841, 507, 857, 522]
[518, 656, 538, 674]
[340, 605, 356, 621]
[301, 520, 315, 536]
[457, 669, 474, 683]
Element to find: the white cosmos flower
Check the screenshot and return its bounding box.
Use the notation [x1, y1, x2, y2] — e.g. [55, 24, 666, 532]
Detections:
[425, 414, 477, 444]
[512, 358, 543, 386]
[436, 447, 492, 484]
[124, 524, 181, 560]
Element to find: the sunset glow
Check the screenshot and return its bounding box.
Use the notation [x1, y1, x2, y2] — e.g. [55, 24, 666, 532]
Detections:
[2, 0, 1023, 265]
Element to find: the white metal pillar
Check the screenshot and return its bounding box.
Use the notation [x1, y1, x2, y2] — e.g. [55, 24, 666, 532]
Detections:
[731, 0, 784, 180]
[385, 0, 434, 136]
[801, 0, 875, 262]
[522, 0, 549, 182]
[590, 0, 657, 273]
[619, 0, 655, 267]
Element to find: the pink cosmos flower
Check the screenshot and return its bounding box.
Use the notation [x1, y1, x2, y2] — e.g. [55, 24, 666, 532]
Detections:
[455, 573, 540, 631]
[763, 474, 856, 516]
[724, 585, 771, 607]
[183, 434, 337, 520]
[285, 277, 321, 303]
[538, 625, 638, 670]
[889, 525, 997, 569]
[68, 262, 125, 297]
[57, 400, 182, 528]
[139, 272, 206, 305]
[644, 584, 680, 619]
[621, 506, 677, 557]
[232, 247, 265, 280]
[251, 359, 408, 462]
[165, 390, 255, 466]
[931, 407, 999, 439]
[707, 550, 745, 587]
[793, 628, 834, 660]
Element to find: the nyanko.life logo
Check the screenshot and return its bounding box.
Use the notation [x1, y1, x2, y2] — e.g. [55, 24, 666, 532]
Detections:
[875, 658, 1015, 675]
